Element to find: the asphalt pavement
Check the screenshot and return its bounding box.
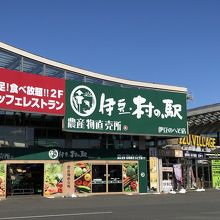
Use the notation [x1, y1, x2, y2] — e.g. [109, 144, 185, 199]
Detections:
[1, 190, 220, 220]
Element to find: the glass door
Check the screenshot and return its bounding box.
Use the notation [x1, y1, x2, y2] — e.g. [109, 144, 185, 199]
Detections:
[92, 165, 106, 193]
[108, 165, 122, 192]
[197, 162, 212, 188]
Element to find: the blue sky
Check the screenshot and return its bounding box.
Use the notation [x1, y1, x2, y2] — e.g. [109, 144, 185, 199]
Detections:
[0, 0, 219, 109]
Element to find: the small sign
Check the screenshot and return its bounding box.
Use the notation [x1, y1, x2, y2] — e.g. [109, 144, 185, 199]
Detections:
[48, 149, 59, 159]
[141, 172, 145, 177]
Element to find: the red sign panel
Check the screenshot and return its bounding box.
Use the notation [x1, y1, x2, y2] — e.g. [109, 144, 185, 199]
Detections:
[0, 68, 65, 115]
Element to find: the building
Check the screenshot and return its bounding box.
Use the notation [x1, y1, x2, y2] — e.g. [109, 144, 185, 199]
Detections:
[187, 104, 220, 189]
[0, 42, 187, 198]
[158, 104, 220, 192]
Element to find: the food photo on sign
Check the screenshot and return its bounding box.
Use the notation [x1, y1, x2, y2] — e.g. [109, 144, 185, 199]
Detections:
[123, 163, 139, 193]
[0, 164, 6, 197]
[44, 164, 63, 197]
[74, 162, 92, 194]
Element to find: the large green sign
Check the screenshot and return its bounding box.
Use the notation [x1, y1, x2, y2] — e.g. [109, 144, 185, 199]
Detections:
[64, 80, 187, 136]
[212, 160, 220, 188]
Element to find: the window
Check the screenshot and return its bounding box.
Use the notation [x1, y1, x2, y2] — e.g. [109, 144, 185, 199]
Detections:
[23, 58, 43, 74]
[66, 71, 84, 82]
[45, 65, 64, 78]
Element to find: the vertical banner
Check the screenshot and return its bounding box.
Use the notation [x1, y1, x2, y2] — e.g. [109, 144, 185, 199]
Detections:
[0, 164, 6, 198]
[189, 166, 196, 188]
[44, 163, 63, 197]
[139, 160, 147, 193]
[158, 158, 163, 193]
[173, 164, 183, 183]
[123, 162, 139, 193]
[74, 162, 92, 194]
[63, 162, 74, 197]
[212, 160, 220, 188]
[149, 157, 158, 191]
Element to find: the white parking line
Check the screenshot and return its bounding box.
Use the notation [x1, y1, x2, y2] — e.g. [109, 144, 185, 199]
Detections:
[0, 211, 113, 219]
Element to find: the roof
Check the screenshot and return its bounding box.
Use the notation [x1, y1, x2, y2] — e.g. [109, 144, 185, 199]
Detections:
[188, 103, 220, 133]
[0, 41, 187, 93]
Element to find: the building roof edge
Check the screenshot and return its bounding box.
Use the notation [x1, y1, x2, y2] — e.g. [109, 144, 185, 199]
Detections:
[0, 41, 187, 93]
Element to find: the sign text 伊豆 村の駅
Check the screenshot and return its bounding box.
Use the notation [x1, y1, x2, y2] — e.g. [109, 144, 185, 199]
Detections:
[0, 69, 65, 115]
[179, 134, 216, 149]
[64, 80, 187, 136]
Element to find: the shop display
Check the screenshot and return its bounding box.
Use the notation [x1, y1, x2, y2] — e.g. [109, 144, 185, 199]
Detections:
[74, 162, 91, 193]
[5, 164, 44, 195]
[123, 163, 138, 193]
[44, 164, 63, 196]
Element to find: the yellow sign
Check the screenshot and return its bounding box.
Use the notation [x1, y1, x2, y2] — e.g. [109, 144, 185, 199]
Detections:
[149, 157, 158, 190]
[179, 134, 216, 148]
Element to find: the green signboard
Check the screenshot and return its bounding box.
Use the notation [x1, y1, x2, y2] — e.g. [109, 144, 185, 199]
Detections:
[0, 147, 146, 161]
[64, 80, 187, 136]
[212, 160, 220, 188]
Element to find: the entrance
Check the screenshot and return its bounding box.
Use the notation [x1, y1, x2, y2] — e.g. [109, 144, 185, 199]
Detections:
[162, 167, 173, 192]
[92, 164, 122, 193]
[7, 164, 44, 196]
[196, 160, 212, 188]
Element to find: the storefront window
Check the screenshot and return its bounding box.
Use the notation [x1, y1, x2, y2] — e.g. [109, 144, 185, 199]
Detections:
[23, 58, 44, 75]
[34, 127, 65, 148]
[66, 71, 84, 82]
[0, 111, 141, 150]
[107, 135, 138, 149]
[2, 126, 26, 147]
[146, 140, 155, 147]
[45, 65, 64, 78]
[26, 128, 34, 147]
[34, 128, 47, 148]
[72, 133, 101, 149]
[47, 128, 65, 148]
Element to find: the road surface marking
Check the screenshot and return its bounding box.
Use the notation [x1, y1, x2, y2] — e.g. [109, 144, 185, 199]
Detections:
[0, 212, 113, 219]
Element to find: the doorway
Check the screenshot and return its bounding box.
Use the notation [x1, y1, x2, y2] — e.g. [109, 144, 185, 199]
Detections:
[7, 164, 44, 196]
[92, 164, 122, 193]
[196, 160, 212, 188]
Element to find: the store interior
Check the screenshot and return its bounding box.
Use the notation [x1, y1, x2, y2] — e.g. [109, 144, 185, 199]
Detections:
[7, 164, 44, 196]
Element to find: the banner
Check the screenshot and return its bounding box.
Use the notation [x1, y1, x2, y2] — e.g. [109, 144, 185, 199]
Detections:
[0, 69, 65, 115]
[212, 160, 220, 188]
[64, 80, 187, 136]
[149, 157, 158, 190]
[123, 162, 139, 193]
[173, 164, 183, 183]
[0, 147, 146, 161]
[44, 163, 63, 197]
[74, 162, 92, 194]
